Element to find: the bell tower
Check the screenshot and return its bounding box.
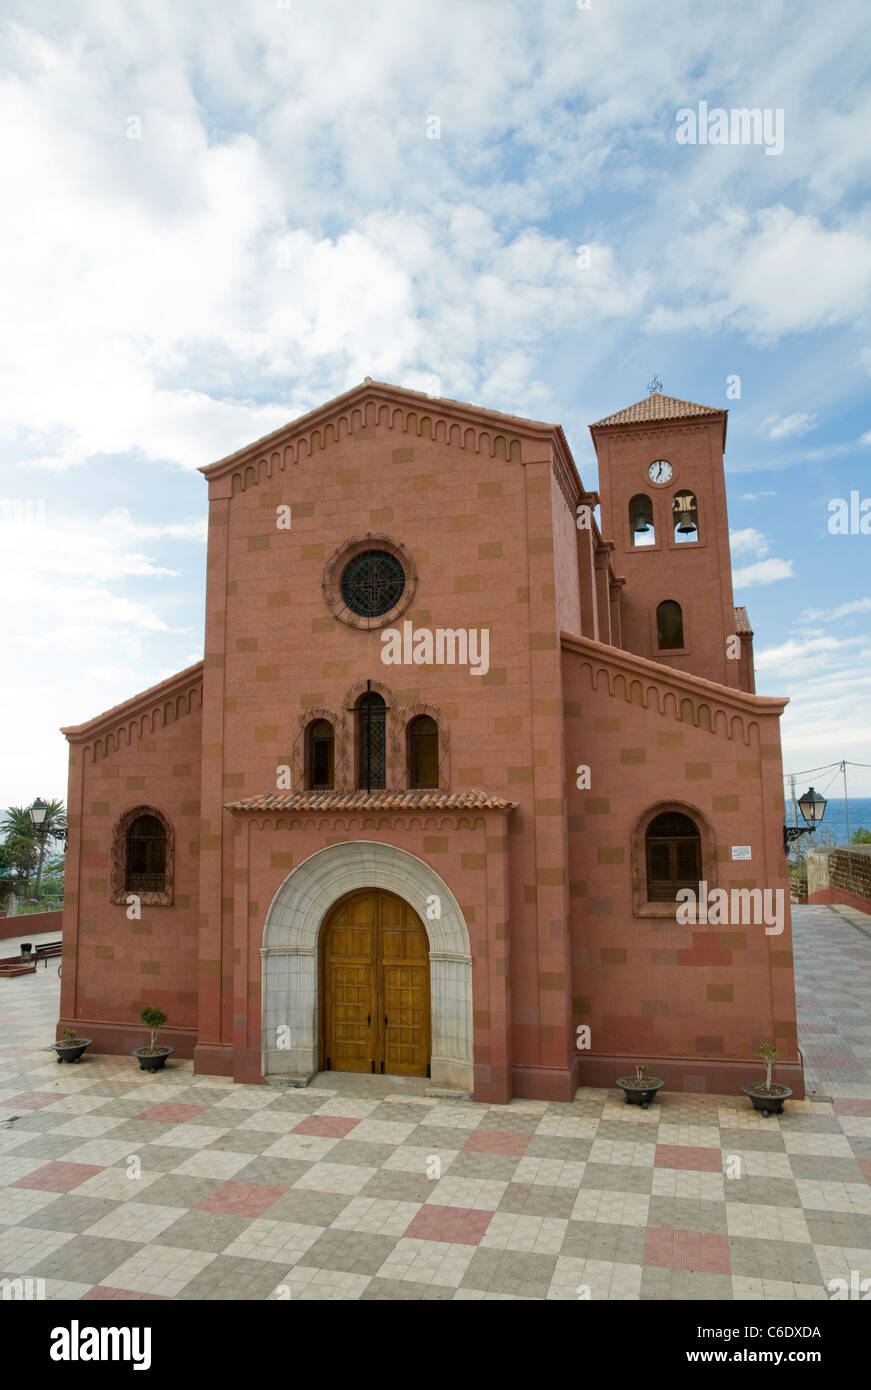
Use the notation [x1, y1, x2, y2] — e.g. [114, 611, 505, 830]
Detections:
[590, 391, 752, 691]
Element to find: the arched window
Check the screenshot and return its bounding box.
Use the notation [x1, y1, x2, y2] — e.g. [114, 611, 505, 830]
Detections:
[407, 715, 439, 788]
[645, 811, 701, 901]
[673, 491, 699, 543]
[125, 814, 167, 894]
[306, 719, 334, 790]
[629, 493, 655, 547]
[656, 599, 684, 650]
[356, 690, 386, 790]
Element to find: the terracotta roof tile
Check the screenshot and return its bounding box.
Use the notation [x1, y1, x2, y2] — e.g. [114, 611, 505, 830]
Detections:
[733, 605, 753, 635]
[226, 789, 517, 813]
[591, 392, 723, 427]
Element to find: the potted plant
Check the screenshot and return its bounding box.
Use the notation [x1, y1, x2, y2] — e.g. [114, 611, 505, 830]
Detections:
[132, 1006, 173, 1072]
[616, 1062, 665, 1108]
[741, 1043, 792, 1117]
[53, 1025, 92, 1064]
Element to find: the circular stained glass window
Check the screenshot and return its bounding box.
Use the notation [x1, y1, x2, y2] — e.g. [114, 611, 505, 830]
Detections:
[340, 549, 406, 618]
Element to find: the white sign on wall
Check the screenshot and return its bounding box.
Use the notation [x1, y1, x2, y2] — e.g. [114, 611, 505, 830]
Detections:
[731, 845, 752, 861]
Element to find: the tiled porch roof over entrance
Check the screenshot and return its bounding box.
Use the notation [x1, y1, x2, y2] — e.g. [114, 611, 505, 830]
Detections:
[225, 789, 517, 813]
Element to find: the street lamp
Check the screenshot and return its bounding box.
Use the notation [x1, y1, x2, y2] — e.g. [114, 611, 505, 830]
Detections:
[784, 786, 827, 853]
[797, 787, 827, 828]
[27, 799, 67, 844]
[25, 799, 67, 907]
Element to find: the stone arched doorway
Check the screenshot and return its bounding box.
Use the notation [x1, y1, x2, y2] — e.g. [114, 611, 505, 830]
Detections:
[261, 841, 473, 1089]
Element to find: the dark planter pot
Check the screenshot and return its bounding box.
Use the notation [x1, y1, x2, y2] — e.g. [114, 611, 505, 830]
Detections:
[54, 1038, 92, 1064]
[617, 1076, 665, 1108]
[742, 1082, 792, 1117]
[132, 1046, 173, 1072]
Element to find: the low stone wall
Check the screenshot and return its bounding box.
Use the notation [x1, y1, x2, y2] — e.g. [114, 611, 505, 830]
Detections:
[0, 908, 63, 941]
[807, 845, 871, 916]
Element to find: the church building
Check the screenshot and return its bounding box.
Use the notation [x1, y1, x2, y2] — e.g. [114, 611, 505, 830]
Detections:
[59, 381, 801, 1102]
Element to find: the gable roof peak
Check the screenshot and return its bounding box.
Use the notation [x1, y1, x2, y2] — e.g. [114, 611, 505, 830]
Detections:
[199, 377, 565, 479]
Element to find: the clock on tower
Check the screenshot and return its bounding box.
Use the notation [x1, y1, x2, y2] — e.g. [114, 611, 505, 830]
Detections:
[648, 459, 673, 485]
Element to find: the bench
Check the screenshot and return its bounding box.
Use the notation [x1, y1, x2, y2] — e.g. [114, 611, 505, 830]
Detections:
[0, 941, 62, 977]
[33, 941, 62, 967]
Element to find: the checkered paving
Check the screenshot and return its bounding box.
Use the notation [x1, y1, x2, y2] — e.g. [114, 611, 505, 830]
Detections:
[1, 907, 870, 1300]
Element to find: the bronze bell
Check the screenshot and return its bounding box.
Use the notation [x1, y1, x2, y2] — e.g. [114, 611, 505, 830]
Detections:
[673, 493, 698, 534]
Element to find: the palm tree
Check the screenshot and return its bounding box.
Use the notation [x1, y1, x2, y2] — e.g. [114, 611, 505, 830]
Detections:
[0, 800, 67, 903]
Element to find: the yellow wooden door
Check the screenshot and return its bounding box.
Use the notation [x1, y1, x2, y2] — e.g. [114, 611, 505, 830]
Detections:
[322, 892, 377, 1073]
[322, 890, 430, 1077]
[380, 891, 430, 1076]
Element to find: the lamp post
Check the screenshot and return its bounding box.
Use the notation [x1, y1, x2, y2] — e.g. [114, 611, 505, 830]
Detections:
[783, 786, 827, 854]
[27, 798, 67, 905]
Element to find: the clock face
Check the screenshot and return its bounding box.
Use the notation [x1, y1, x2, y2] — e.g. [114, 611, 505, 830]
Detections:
[648, 459, 673, 485]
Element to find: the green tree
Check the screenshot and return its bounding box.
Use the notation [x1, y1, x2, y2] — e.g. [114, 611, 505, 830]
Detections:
[20, 850, 66, 913]
[0, 801, 67, 903]
[850, 827, 871, 844]
[0, 832, 37, 900]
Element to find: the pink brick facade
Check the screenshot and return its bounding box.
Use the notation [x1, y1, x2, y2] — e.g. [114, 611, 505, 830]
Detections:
[59, 381, 801, 1100]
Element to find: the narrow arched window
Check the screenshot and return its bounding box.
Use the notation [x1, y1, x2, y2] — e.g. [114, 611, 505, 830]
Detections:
[629, 493, 655, 547]
[307, 719, 334, 790]
[645, 811, 701, 901]
[656, 599, 684, 649]
[356, 690, 386, 790]
[673, 491, 699, 543]
[408, 715, 439, 788]
[125, 814, 167, 893]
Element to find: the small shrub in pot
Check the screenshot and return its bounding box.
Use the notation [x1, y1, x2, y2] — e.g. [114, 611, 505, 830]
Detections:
[53, 1025, 92, 1064]
[616, 1061, 665, 1108]
[132, 1006, 173, 1072]
[741, 1043, 792, 1117]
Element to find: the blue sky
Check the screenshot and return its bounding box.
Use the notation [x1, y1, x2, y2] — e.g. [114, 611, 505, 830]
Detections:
[1, 0, 870, 803]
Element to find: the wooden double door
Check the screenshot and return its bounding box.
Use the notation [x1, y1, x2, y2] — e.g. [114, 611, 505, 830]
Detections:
[320, 890, 431, 1077]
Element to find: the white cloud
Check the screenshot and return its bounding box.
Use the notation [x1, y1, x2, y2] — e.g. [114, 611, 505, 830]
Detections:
[738, 490, 778, 501]
[100, 509, 207, 542]
[15, 587, 177, 646]
[776, 653, 871, 792]
[798, 597, 871, 623]
[0, 10, 666, 477]
[763, 412, 817, 440]
[85, 665, 147, 684]
[730, 527, 770, 558]
[729, 531, 796, 591]
[11, 5, 870, 482]
[756, 634, 864, 670]
[646, 206, 871, 342]
[0, 514, 182, 582]
[732, 557, 795, 587]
